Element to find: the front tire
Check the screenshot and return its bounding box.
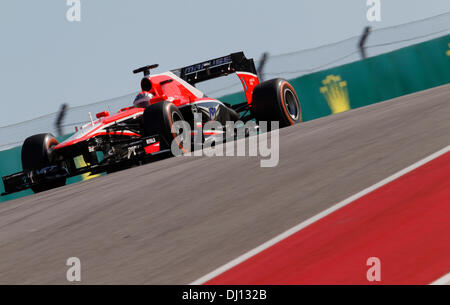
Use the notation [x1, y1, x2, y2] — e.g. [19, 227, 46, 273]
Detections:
[21, 133, 66, 193]
[251, 78, 302, 128]
[143, 100, 188, 152]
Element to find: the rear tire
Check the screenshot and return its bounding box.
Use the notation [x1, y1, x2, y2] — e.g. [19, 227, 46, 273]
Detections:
[251, 78, 302, 128]
[143, 101, 188, 153]
[21, 133, 66, 193]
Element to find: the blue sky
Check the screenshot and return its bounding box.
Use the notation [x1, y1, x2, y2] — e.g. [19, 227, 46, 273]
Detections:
[1, 0, 449, 126]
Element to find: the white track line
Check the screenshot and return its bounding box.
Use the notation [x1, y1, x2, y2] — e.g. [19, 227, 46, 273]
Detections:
[430, 273, 450, 285]
[191, 144, 450, 285]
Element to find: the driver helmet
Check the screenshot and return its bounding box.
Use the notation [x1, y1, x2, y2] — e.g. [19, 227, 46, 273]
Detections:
[133, 91, 154, 108]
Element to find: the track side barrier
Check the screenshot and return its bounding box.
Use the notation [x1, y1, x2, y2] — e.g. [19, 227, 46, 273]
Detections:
[221, 34, 450, 121]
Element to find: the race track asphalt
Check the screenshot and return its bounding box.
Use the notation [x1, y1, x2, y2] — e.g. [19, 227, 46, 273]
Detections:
[0, 84, 449, 284]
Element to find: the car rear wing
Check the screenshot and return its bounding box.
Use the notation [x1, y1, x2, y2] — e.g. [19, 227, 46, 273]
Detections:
[171, 51, 257, 85]
[172, 52, 260, 106]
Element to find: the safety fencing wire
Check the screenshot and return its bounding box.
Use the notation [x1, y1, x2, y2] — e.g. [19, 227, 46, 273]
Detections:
[0, 93, 136, 150]
[198, 12, 450, 97]
[1, 12, 449, 151]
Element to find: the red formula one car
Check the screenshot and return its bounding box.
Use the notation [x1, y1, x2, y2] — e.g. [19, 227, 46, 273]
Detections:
[2, 52, 302, 195]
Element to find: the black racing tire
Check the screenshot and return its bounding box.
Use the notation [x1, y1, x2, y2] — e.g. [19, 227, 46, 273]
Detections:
[143, 100, 188, 153]
[250, 78, 303, 128]
[21, 133, 66, 193]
